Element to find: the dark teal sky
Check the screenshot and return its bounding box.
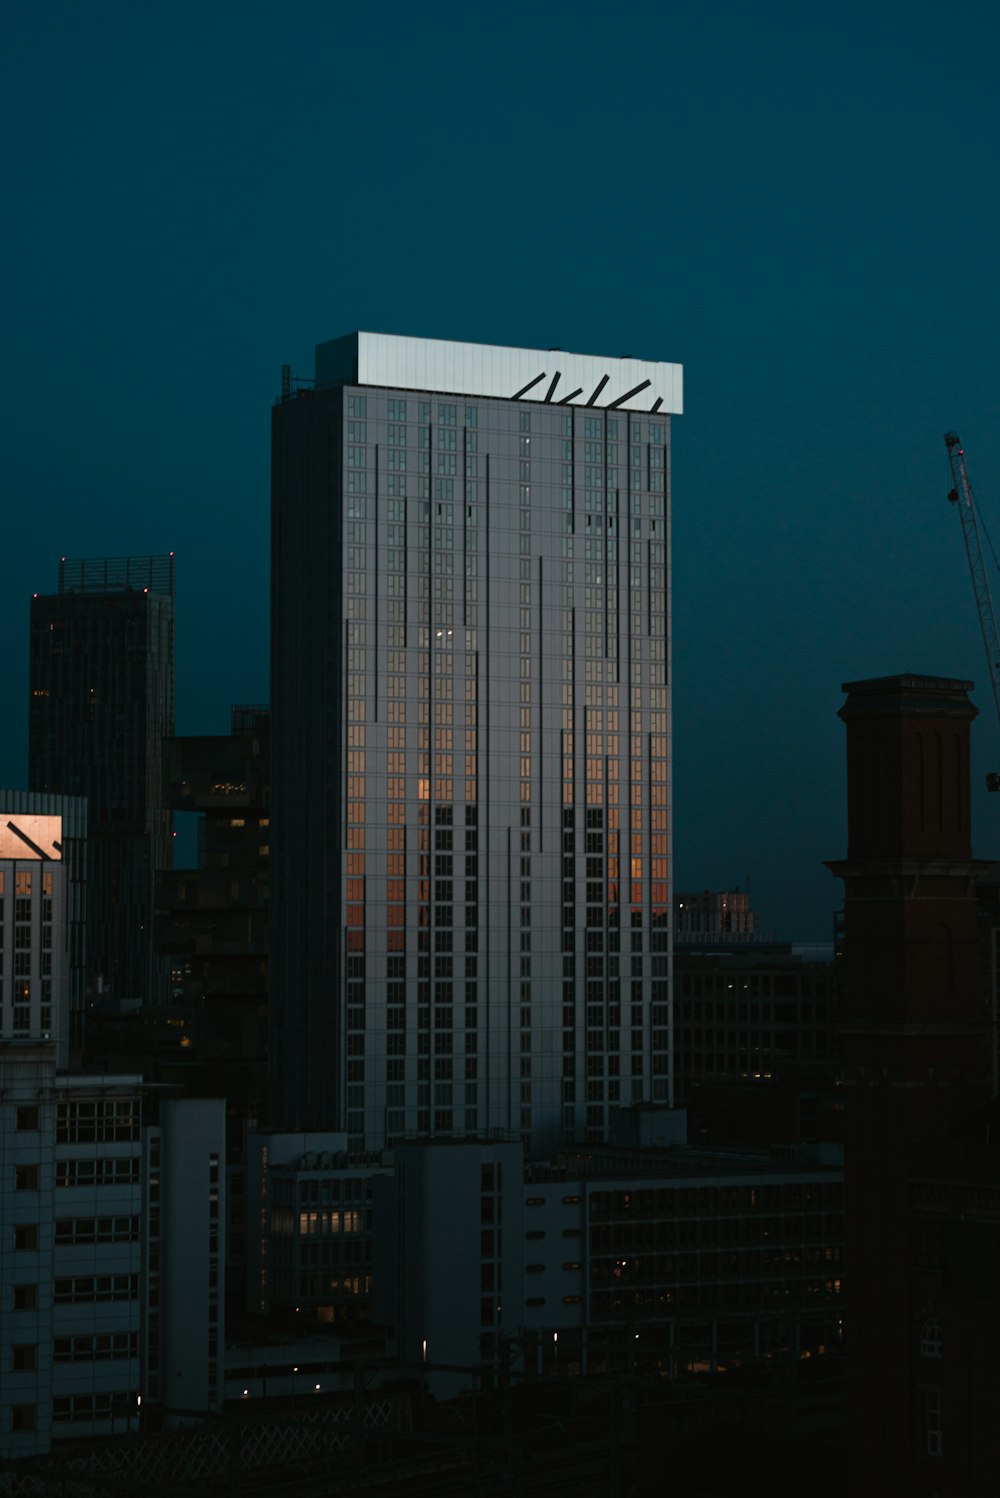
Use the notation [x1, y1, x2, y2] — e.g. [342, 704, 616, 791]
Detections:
[4, 0, 1000, 940]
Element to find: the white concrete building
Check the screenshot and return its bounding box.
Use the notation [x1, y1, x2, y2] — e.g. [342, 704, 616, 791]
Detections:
[372, 1136, 525, 1397]
[371, 1126, 845, 1393]
[1, 1050, 143, 1455]
[147, 1098, 226, 1421]
[1, 1046, 226, 1456]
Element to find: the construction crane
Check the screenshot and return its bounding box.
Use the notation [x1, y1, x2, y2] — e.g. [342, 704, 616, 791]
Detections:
[945, 430, 1000, 790]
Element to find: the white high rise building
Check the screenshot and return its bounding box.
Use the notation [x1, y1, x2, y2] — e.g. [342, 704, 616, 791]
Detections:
[271, 334, 681, 1152]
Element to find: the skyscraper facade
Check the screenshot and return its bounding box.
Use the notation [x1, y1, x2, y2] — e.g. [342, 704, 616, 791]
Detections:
[271, 335, 681, 1152]
[29, 555, 175, 1008]
[0, 811, 68, 1065]
[0, 791, 86, 1058]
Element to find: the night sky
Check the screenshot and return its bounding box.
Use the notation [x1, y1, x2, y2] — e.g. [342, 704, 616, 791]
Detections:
[4, 0, 1000, 941]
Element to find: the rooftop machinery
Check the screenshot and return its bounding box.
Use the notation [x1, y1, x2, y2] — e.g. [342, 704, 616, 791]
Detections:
[945, 431, 1000, 790]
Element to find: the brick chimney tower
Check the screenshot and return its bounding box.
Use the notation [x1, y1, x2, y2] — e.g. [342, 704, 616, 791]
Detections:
[829, 674, 994, 1496]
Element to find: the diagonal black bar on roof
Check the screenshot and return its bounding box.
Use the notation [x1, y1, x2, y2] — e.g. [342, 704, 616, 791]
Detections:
[543, 372, 562, 402]
[585, 374, 610, 407]
[650, 397, 664, 413]
[5, 820, 48, 860]
[558, 389, 584, 405]
[606, 379, 652, 409]
[512, 372, 547, 400]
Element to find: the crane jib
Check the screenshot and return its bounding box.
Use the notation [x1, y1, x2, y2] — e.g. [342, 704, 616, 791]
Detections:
[945, 431, 1000, 789]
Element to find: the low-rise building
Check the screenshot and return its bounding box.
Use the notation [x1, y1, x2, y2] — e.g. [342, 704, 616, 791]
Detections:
[372, 1136, 525, 1392]
[673, 946, 838, 1103]
[0, 1045, 225, 1457]
[674, 889, 761, 944]
[372, 1123, 844, 1398]
[245, 1131, 392, 1324]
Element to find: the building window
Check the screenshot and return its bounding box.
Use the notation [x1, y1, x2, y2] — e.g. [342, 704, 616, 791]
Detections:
[52, 1394, 114, 1425]
[13, 1284, 37, 1311]
[53, 1274, 139, 1304]
[55, 1156, 139, 1188]
[11, 1345, 36, 1371]
[55, 1216, 139, 1245]
[14, 1166, 38, 1191]
[920, 1319, 942, 1359]
[13, 1225, 38, 1251]
[56, 1099, 139, 1144]
[925, 1388, 943, 1457]
[53, 1331, 139, 1363]
[11, 1406, 35, 1433]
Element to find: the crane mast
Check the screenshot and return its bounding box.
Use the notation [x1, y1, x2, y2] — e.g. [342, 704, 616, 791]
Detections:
[945, 430, 1000, 790]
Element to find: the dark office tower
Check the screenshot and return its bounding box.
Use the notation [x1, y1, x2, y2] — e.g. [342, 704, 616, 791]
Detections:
[29, 554, 175, 1008]
[159, 705, 270, 1125]
[271, 334, 682, 1150]
[829, 675, 996, 1496]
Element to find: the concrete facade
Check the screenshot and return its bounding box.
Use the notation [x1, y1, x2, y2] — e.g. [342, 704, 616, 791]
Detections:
[0, 1052, 144, 1456]
[371, 1132, 844, 1398]
[0, 1048, 225, 1456]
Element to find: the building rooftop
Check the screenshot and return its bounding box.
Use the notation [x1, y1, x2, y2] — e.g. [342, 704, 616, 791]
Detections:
[311, 332, 683, 414]
[55, 554, 176, 597]
[527, 1143, 842, 1184]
